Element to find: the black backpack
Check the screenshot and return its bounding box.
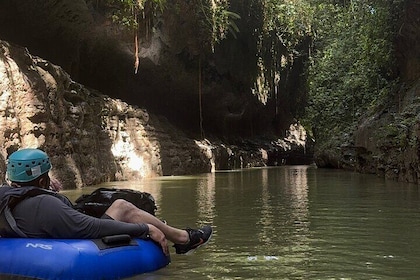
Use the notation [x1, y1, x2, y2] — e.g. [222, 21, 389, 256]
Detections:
[74, 188, 157, 217]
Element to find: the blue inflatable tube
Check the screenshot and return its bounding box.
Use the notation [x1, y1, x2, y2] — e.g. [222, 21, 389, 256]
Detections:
[0, 236, 170, 279]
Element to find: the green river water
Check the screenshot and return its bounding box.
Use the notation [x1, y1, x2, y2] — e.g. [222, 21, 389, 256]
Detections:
[64, 166, 420, 280]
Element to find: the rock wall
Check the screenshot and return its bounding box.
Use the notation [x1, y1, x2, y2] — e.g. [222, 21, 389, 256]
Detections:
[315, 79, 420, 184]
[353, 80, 420, 183]
[0, 40, 205, 188]
[0, 40, 313, 189]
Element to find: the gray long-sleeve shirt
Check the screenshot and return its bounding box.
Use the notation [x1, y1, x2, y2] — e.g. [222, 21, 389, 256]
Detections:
[12, 194, 149, 239]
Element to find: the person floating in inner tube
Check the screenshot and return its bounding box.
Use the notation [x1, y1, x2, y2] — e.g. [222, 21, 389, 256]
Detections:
[0, 148, 213, 256]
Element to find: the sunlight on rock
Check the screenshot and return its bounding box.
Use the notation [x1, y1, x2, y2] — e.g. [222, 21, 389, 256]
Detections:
[195, 139, 216, 172]
[287, 123, 307, 146]
[272, 122, 308, 152]
[111, 138, 148, 178]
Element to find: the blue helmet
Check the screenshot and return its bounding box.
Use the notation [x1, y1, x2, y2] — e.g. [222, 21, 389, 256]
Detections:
[7, 148, 52, 182]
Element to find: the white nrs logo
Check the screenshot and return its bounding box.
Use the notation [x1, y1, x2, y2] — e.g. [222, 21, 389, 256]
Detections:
[26, 243, 53, 250]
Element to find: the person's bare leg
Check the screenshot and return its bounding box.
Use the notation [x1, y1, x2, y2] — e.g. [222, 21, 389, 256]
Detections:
[104, 199, 189, 244]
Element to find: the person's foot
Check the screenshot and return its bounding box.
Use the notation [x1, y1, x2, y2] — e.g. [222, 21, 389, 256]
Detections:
[173, 225, 213, 255]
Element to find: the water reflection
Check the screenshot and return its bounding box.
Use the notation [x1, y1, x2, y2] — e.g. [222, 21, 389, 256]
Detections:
[257, 168, 273, 247]
[196, 173, 216, 224]
[249, 166, 312, 277]
[64, 166, 420, 279]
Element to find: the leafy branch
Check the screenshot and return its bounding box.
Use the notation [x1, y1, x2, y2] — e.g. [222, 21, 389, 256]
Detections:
[199, 0, 241, 50]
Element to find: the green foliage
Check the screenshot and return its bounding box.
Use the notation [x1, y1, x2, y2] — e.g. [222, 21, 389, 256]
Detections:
[107, 0, 166, 29]
[224, 10, 241, 39]
[252, 0, 314, 103]
[305, 0, 403, 142]
[262, 0, 314, 51]
[106, 0, 240, 51]
[198, 0, 241, 49]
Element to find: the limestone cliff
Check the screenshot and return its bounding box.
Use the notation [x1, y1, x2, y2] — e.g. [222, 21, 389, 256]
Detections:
[0, 41, 312, 188]
[0, 40, 206, 188]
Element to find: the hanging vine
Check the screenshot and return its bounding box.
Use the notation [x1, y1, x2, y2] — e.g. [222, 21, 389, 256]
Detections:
[106, 0, 166, 73]
[197, 0, 240, 51]
[253, 0, 314, 105]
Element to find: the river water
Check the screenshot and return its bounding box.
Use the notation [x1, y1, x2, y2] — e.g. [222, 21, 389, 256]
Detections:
[64, 166, 420, 280]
